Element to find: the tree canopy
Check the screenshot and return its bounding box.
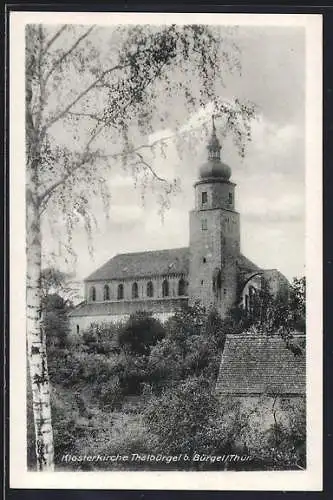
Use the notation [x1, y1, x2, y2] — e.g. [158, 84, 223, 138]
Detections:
[25, 23, 257, 470]
[26, 23, 256, 257]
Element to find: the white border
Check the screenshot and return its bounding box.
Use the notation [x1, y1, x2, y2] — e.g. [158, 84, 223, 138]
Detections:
[9, 12, 323, 491]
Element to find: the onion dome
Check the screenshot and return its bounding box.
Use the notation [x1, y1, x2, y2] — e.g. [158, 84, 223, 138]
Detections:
[199, 116, 232, 181]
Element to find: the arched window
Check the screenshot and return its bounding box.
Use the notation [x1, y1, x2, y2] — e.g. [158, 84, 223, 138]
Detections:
[178, 278, 186, 296]
[162, 279, 169, 297]
[103, 284, 110, 301]
[147, 281, 154, 298]
[90, 286, 96, 302]
[132, 282, 138, 299]
[76, 325, 80, 335]
[117, 284, 124, 300]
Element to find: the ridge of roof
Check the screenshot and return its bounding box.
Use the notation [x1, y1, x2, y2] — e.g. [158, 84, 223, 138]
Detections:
[85, 246, 190, 282]
[112, 246, 189, 258]
[238, 253, 261, 272]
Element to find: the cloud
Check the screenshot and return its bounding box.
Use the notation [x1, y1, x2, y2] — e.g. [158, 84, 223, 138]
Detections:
[108, 204, 144, 225]
[41, 27, 306, 283]
[242, 191, 304, 223]
[249, 116, 302, 154]
[143, 208, 189, 249]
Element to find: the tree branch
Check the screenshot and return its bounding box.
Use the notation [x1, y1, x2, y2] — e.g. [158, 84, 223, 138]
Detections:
[41, 39, 170, 134]
[42, 61, 130, 133]
[43, 25, 68, 54]
[38, 152, 94, 214]
[38, 77, 233, 211]
[44, 26, 95, 83]
[38, 135, 171, 213]
[67, 111, 105, 123]
[134, 152, 167, 183]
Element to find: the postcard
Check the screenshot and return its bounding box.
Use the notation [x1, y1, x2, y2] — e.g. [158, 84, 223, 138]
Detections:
[9, 11, 322, 491]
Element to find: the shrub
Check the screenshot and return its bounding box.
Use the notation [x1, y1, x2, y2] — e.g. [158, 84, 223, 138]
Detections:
[144, 376, 228, 469]
[118, 312, 166, 355]
[82, 322, 122, 354]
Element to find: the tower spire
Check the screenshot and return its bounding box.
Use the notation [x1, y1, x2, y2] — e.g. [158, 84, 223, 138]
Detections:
[207, 114, 222, 161]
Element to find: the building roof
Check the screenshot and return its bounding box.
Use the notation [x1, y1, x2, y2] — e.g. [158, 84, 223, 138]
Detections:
[237, 254, 261, 274]
[85, 247, 190, 282]
[216, 334, 305, 396]
[69, 297, 188, 317]
[85, 247, 262, 283]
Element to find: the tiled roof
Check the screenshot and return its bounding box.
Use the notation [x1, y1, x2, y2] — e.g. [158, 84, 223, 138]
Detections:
[216, 334, 305, 396]
[86, 248, 260, 282]
[69, 297, 188, 317]
[237, 254, 261, 274]
[85, 247, 190, 281]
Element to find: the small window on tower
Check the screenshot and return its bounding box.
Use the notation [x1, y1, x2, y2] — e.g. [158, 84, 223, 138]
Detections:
[203, 257, 206, 263]
[202, 191, 208, 205]
[228, 192, 233, 204]
[201, 219, 208, 231]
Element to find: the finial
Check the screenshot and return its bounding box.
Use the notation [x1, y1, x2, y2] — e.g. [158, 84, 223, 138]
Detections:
[207, 113, 221, 160]
[212, 114, 216, 134]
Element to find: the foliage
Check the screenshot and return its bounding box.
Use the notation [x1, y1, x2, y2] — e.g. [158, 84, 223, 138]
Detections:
[26, 24, 257, 256]
[30, 298, 306, 472]
[288, 277, 306, 332]
[230, 276, 306, 354]
[82, 322, 122, 354]
[215, 395, 306, 471]
[146, 305, 226, 392]
[143, 376, 228, 468]
[118, 311, 166, 355]
[43, 293, 71, 349]
[40, 266, 80, 305]
[26, 24, 257, 470]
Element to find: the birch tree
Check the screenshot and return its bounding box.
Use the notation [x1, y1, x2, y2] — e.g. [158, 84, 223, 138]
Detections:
[25, 23, 256, 470]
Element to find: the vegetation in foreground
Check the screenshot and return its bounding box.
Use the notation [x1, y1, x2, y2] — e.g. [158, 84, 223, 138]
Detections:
[27, 273, 306, 471]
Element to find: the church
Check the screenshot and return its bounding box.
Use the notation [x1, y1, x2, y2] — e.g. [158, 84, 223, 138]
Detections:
[69, 121, 289, 334]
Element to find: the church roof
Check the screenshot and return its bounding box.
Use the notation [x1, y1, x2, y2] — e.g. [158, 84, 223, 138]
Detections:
[216, 334, 305, 396]
[69, 297, 188, 317]
[237, 254, 261, 274]
[85, 248, 262, 282]
[85, 247, 190, 281]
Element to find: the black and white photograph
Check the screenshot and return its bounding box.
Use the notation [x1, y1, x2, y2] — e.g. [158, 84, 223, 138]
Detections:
[9, 11, 322, 491]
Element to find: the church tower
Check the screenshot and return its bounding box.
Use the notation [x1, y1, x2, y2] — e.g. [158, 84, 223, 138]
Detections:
[188, 117, 240, 318]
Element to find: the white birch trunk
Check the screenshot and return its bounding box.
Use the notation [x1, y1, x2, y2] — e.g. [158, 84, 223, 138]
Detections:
[26, 25, 55, 470]
[26, 168, 54, 471]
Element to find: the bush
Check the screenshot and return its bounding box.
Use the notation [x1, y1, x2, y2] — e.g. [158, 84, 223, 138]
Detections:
[118, 312, 166, 355]
[43, 293, 70, 350]
[144, 376, 228, 469]
[82, 322, 122, 354]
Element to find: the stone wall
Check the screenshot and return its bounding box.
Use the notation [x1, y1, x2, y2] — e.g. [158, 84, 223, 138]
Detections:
[69, 297, 188, 336]
[218, 394, 305, 453]
[188, 207, 240, 318]
[194, 179, 236, 211]
[84, 273, 188, 303]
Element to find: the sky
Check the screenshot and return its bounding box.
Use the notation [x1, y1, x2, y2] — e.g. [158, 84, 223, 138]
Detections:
[41, 25, 305, 287]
